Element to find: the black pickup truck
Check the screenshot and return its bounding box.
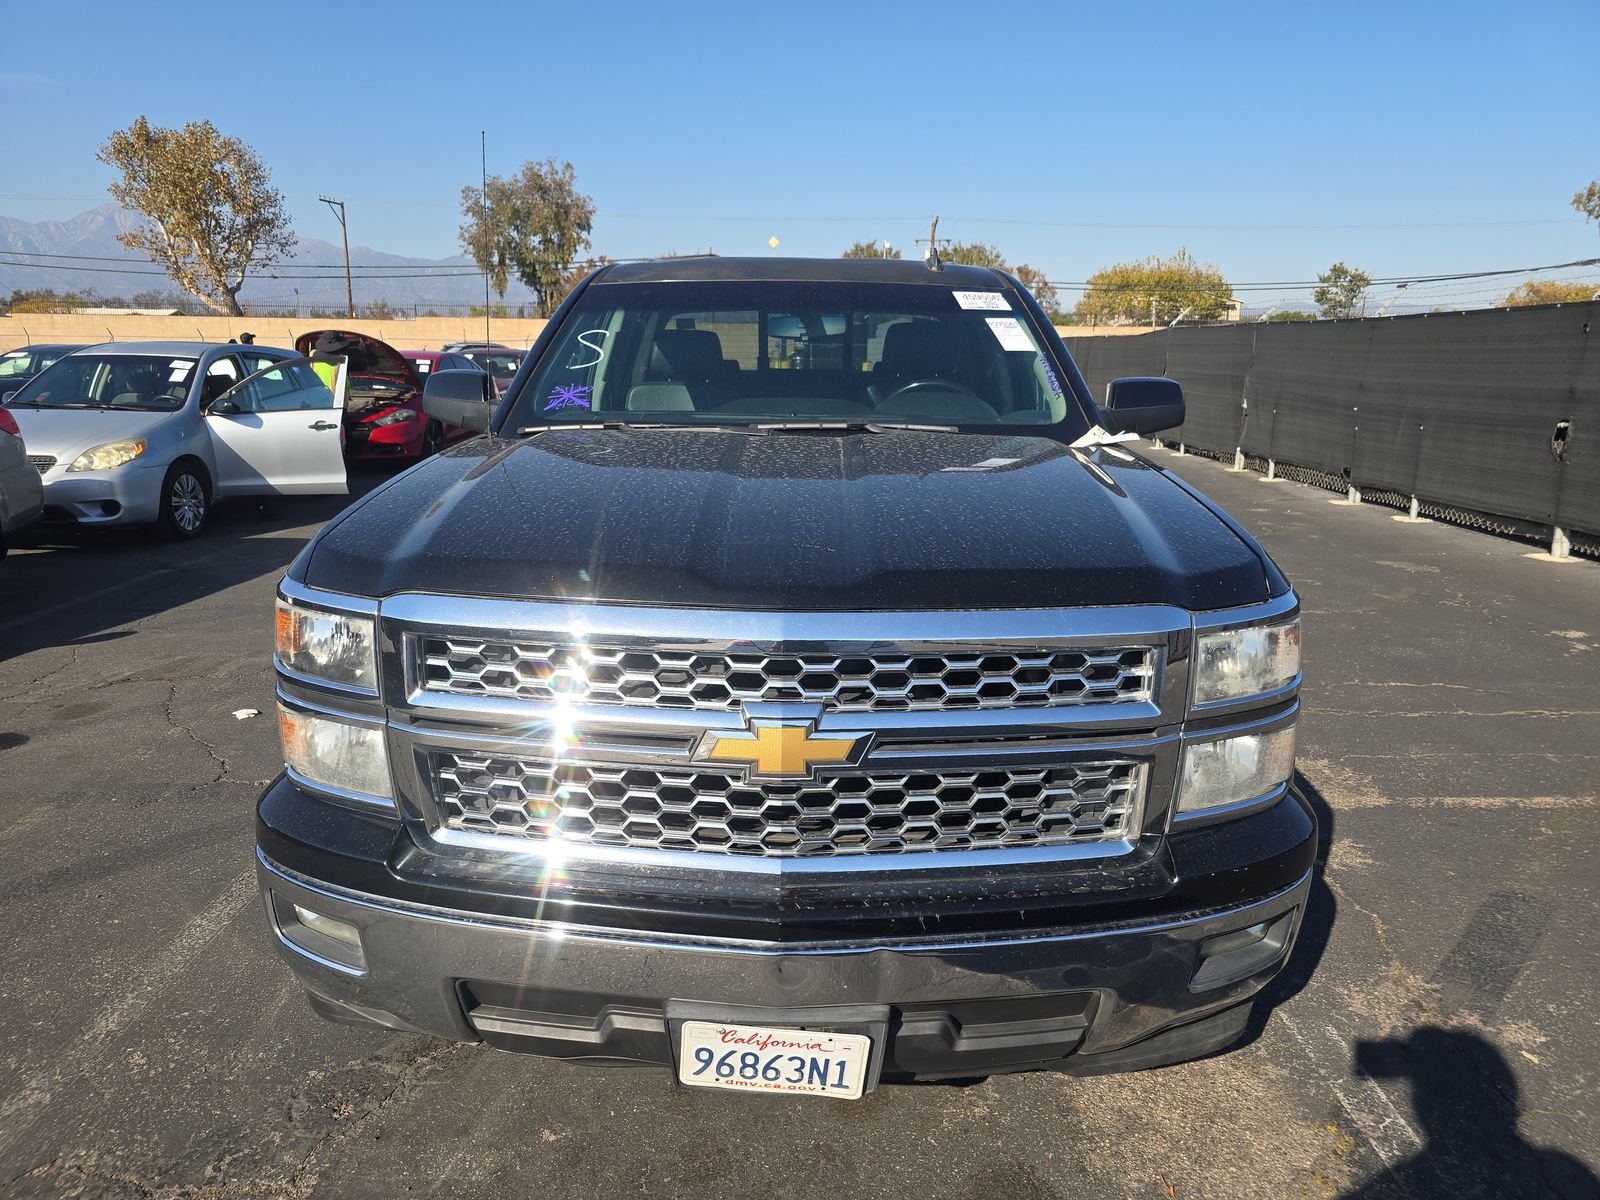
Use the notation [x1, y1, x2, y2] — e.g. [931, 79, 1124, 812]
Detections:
[259, 257, 1310, 1099]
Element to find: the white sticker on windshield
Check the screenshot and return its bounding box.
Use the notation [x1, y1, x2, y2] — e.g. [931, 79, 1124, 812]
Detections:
[985, 317, 1034, 352]
[953, 290, 1010, 311]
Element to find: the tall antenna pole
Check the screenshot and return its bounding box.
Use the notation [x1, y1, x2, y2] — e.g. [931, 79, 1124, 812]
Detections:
[480, 131, 491, 346]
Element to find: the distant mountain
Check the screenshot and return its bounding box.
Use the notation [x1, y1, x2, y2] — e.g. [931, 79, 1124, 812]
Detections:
[0, 204, 535, 313]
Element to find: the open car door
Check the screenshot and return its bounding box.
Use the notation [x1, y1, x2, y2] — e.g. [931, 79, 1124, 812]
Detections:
[204, 356, 348, 496]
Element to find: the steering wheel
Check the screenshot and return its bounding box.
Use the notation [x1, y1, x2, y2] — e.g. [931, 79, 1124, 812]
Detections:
[881, 378, 985, 406]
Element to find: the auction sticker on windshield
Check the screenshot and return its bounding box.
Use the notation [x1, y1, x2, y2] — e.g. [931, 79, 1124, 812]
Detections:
[953, 290, 1010, 310]
[677, 1021, 872, 1099]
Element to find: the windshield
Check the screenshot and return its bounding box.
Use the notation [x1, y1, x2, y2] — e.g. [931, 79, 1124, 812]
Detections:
[504, 280, 1091, 435]
[6, 353, 198, 411]
[0, 348, 71, 379]
[467, 351, 524, 376]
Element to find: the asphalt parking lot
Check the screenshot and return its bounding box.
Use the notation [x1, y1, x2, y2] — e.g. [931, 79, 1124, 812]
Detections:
[2, 452, 1598, 1200]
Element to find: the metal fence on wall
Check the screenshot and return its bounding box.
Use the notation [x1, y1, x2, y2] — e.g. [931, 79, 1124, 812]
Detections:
[1064, 302, 1600, 553]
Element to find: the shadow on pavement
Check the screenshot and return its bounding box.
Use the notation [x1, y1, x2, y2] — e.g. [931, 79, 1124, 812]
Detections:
[1340, 1028, 1600, 1199]
[0, 465, 400, 664]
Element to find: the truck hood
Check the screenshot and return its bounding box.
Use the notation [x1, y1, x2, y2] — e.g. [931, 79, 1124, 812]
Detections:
[302, 429, 1272, 610]
[7, 406, 177, 465]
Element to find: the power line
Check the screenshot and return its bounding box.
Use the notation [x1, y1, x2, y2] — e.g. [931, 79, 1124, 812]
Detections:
[0, 248, 483, 270]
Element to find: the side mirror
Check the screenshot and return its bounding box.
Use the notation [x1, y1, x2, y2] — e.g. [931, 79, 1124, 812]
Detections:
[1, 391, 14, 405]
[1102, 376, 1184, 435]
[423, 369, 495, 433]
[209, 398, 241, 415]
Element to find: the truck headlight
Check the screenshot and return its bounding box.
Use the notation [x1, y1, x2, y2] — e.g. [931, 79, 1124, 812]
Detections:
[372, 408, 417, 426]
[278, 705, 392, 803]
[1177, 724, 1296, 815]
[1193, 617, 1300, 705]
[275, 599, 378, 691]
[67, 438, 146, 472]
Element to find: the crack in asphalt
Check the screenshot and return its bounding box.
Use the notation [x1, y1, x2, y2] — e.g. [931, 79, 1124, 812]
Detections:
[165, 679, 231, 785]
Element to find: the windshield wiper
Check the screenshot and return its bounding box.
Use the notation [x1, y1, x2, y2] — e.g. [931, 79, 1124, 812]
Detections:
[751, 421, 960, 434]
[516, 422, 765, 437]
[514, 420, 961, 438]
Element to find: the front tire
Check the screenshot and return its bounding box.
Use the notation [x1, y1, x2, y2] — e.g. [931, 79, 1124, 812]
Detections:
[420, 419, 445, 458]
[156, 462, 209, 540]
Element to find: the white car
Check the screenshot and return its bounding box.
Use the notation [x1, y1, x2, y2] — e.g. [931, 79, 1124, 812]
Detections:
[2, 342, 348, 539]
[0, 405, 44, 556]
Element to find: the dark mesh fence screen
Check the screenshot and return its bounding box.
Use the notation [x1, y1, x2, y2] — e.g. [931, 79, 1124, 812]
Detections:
[1061, 303, 1600, 537]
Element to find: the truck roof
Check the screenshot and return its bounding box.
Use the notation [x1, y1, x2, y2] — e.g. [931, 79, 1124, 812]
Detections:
[597, 256, 1010, 287]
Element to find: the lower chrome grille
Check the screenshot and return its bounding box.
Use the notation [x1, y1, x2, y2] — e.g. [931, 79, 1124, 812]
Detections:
[27, 455, 55, 472]
[430, 752, 1145, 857]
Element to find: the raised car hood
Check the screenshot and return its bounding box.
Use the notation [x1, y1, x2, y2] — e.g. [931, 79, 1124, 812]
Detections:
[302, 430, 1273, 610]
[8, 407, 174, 466]
[295, 329, 421, 391]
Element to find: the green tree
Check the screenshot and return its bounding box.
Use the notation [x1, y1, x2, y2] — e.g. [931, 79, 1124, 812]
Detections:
[1074, 249, 1233, 325]
[6, 288, 92, 313]
[841, 240, 901, 259]
[1574, 180, 1600, 230]
[97, 117, 294, 316]
[1313, 262, 1372, 319]
[459, 158, 595, 317]
[1266, 310, 1315, 322]
[1500, 279, 1596, 307]
[942, 240, 1008, 269]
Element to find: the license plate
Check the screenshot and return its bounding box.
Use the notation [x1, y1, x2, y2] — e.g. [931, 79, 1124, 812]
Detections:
[676, 1020, 871, 1099]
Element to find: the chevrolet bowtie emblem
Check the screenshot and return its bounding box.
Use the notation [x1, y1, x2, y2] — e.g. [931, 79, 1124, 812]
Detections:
[698, 721, 871, 779]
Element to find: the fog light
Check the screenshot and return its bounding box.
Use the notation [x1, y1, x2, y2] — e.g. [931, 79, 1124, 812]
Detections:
[1202, 920, 1270, 957]
[1190, 911, 1295, 991]
[272, 893, 367, 973]
[293, 904, 362, 948]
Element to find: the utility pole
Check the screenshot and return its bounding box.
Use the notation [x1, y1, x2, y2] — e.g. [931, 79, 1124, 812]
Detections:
[1373, 282, 1412, 318]
[318, 195, 353, 319]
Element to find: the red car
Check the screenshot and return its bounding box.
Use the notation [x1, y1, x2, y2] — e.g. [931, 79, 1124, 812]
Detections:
[295, 331, 481, 461]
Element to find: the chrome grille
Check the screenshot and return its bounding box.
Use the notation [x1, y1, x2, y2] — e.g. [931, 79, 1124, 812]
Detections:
[27, 455, 55, 472]
[417, 637, 1156, 713]
[430, 752, 1144, 857]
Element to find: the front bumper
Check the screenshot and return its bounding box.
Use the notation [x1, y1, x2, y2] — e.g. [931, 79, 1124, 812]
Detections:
[344, 415, 424, 459]
[39, 461, 165, 525]
[257, 841, 1310, 1081]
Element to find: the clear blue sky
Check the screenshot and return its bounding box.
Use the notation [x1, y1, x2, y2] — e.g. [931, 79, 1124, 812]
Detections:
[3, 0, 1597, 309]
